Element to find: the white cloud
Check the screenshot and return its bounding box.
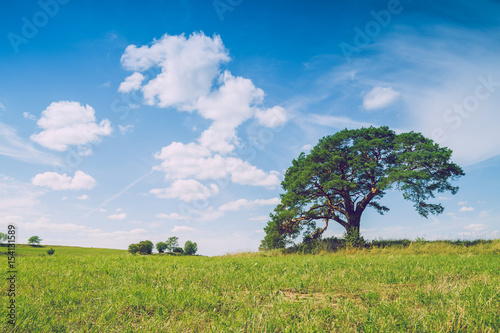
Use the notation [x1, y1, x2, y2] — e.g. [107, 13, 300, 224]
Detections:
[219, 198, 280, 211]
[459, 206, 475, 212]
[463, 223, 487, 231]
[118, 72, 144, 93]
[171, 225, 195, 232]
[0, 102, 5, 111]
[32, 170, 96, 190]
[153, 142, 281, 187]
[458, 201, 468, 206]
[108, 213, 127, 220]
[301, 144, 312, 151]
[155, 213, 185, 220]
[150, 179, 219, 202]
[31, 101, 112, 152]
[23, 112, 37, 120]
[121, 33, 230, 108]
[363, 86, 400, 110]
[76, 194, 89, 200]
[118, 124, 134, 135]
[255, 106, 287, 128]
[120, 33, 284, 190]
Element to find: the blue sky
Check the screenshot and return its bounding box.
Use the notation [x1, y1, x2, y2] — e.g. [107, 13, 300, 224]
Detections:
[1, 0, 499, 255]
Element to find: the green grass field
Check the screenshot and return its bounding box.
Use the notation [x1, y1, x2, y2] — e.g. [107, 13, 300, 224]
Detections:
[1, 242, 499, 332]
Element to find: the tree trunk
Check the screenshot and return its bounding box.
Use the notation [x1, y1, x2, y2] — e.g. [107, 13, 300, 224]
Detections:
[345, 213, 361, 236]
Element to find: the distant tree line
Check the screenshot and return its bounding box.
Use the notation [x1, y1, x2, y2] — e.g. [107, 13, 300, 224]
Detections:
[128, 236, 198, 255]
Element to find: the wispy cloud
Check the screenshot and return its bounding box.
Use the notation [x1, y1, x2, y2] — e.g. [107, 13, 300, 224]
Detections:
[0, 122, 62, 166]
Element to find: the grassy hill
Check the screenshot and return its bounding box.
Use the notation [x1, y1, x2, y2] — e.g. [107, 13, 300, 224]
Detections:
[1, 241, 499, 332]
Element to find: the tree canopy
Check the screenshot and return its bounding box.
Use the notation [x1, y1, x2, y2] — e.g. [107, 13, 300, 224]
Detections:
[28, 235, 42, 246]
[260, 126, 464, 249]
[128, 240, 154, 255]
[184, 241, 198, 255]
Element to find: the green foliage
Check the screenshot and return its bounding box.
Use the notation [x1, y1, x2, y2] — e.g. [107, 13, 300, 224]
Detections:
[262, 126, 464, 248]
[128, 243, 140, 255]
[128, 240, 154, 255]
[172, 247, 184, 254]
[28, 235, 42, 246]
[46, 248, 55, 255]
[184, 241, 198, 255]
[0, 232, 7, 244]
[156, 241, 167, 253]
[259, 217, 288, 250]
[166, 236, 179, 252]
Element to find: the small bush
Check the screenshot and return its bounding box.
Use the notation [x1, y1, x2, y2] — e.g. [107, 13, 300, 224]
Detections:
[172, 247, 184, 254]
[156, 241, 167, 253]
[343, 228, 365, 248]
[47, 248, 55, 255]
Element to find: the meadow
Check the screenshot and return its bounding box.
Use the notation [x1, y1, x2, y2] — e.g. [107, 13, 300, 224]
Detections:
[1, 241, 499, 332]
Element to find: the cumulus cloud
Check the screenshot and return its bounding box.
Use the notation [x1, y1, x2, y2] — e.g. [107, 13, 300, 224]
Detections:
[150, 179, 219, 202]
[363, 86, 400, 110]
[153, 142, 280, 187]
[219, 198, 280, 211]
[119, 33, 284, 189]
[76, 194, 89, 200]
[32, 170, 96, 190]
[30, 101, 112, 152]
[459, 206, 475, 212]
[118, 72, 144, 93]
[108, 213, 127, 220]
[121, 32, 230, 108]
[255, 106, 287, 127]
